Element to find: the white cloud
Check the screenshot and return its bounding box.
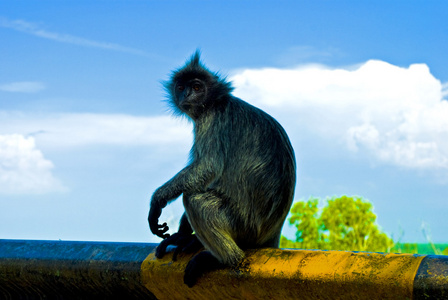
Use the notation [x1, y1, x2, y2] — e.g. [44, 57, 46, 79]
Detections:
[442, 81, 448, 99]
[0, 134, 64, 194]
[0, 17, 151, 57]
[0, 81, 46, 93]
[0, 112, 192, 150]
[231, 60, 448, 170]
[0, 113, 192, 195]
[1, 60, 445, 174]
[275, 45, 336, 66]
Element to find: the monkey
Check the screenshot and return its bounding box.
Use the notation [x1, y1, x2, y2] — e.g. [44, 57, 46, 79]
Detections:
[148, 51, 296, 287]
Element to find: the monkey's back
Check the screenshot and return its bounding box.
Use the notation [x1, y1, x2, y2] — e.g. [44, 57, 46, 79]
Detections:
[199, 96, 296, 247]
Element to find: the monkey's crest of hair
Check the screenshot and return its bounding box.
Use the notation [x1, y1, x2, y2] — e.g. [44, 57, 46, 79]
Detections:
[163, 50, 234, 117]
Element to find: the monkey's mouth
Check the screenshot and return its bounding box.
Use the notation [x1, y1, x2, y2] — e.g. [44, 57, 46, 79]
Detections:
[179, 103, 192, 112]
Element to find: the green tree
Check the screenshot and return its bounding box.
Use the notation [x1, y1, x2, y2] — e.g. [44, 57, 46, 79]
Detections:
[282, 195, 394, 252]
[288, 197, 323, 249]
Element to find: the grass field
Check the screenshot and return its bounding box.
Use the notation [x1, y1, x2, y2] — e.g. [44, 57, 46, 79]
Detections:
[393, 243, 448, 255]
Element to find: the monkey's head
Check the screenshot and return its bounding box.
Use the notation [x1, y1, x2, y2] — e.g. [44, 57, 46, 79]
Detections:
[164, 51, 233, 120]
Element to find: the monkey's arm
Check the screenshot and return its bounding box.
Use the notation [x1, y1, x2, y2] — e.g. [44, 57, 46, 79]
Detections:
[148, 162, 218, 238]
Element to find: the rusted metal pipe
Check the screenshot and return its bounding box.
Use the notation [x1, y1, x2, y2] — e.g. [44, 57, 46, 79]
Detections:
[0, 239, 156, 299]
[1, 239, 447, 299]
[142, 247, 447, 300]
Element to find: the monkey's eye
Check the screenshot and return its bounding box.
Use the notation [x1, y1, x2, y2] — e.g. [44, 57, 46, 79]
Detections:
[192, 84, 201, 91]
[177, 85, 185, 91]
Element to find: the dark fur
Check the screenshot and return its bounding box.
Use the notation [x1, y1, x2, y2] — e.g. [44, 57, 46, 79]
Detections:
[148, 51, 296, 287]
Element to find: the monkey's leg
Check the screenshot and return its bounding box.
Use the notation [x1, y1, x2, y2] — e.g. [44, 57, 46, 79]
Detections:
[183, 192, 245, 287]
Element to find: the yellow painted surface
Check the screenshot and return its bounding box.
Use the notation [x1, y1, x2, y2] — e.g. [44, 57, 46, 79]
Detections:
[141, 248, 424, 300]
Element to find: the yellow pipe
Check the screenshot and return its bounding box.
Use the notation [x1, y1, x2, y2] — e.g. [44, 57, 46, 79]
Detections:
[1, 240, 446, 299]
[141, 248, 426, 300]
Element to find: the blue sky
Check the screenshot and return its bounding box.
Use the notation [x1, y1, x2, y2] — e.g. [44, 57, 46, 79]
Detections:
[1, 1, 447, 244]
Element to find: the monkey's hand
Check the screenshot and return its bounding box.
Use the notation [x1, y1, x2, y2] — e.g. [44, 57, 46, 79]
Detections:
[156, 233, 203, 261]
[148, 202, 170, 239]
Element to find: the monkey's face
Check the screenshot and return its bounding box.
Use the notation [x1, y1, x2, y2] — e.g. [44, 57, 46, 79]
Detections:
[165, 53, 232, 119]
[174, 78, 208, 118]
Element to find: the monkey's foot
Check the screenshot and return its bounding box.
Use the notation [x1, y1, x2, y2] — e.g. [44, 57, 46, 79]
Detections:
[155, 232, 203, 261]
[184, 251, 222, 287]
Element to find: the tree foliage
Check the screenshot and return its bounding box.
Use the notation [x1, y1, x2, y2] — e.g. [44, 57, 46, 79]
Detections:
[281, 195, 394, 252]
